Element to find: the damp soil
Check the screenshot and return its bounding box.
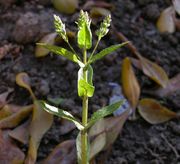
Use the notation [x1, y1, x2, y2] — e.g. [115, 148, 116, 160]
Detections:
[0, 0, 180, 164]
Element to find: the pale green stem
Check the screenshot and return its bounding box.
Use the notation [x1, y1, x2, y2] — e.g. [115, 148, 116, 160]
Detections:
[88, 38, 100, 62]
[67, 42, 81, 61]
[81, 48, 88, 164]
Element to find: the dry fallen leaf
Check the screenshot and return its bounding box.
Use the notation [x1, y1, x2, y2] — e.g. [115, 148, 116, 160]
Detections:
[0, 105, 32, 129]
[52, 0, 78, 14]
[16, 72, 36, 100]
[122, 57, 140, 110]
[157, 6, 175, 33]
[90, 7, 111, 18]
[83, 1, 114, 10]
[137, 55, 169, 88]
[173, 0, 180, 15]
[89, 110, 129, 160]
[42, 140, 76, 164]
[25, 101, 53, 164]
[0, 130, 25, 163]
[138, 98, 177, 124]
[9, 119, 31, 144]
[35, 33, 57, 58]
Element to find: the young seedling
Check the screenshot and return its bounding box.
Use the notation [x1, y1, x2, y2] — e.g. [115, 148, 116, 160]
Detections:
[38, 10, 127, 164]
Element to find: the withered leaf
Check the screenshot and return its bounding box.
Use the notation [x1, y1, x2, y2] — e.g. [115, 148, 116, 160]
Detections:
[52, 0, 78, 14]
[90, 7, 111, 18]
[0, 130, 25, 163]
[0, 105, 32, 129]
[42, 140, 76, 164]
[16, 72, 36, 100]
[173, 0, 180, 15]
[9, 119, 31, 144]
[35, 33, 57, 58]
[138, 98, 177, 124]
[137, 55, 169, 88]
[89, 110, 129, 160]
[145, 73, 180, 97]
[0, 104, 26, 120]
[122, 57, 140, 109]
[25, 101, 53, 164]
[83, 1, 114, 10]
[157, 6, 175, 33]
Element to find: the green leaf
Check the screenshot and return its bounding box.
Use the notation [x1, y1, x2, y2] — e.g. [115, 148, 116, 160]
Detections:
[89, 42, 128, 64]
[39, 101, 84, 130]
[77, 10, 92, 49]
[78, 67, 95, 97]
[86, 100, 124, 130]
[36, 43, 79, 63]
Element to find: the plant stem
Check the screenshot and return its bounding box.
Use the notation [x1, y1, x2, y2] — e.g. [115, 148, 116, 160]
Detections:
[81, 48, 88, 164]
[88, 38, 100, 62]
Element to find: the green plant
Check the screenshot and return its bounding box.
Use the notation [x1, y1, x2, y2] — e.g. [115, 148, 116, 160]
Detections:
[38, 10, 127, 164]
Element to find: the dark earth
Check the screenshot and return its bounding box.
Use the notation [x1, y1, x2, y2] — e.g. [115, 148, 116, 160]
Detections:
[0, 0, 180, 164]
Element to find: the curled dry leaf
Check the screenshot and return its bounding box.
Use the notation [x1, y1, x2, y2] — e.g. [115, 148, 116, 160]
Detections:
[89, 110, 129, 160]
[25, 101, 53, 164]
[0, 104, 26, 120]
[0, 105, 32, 129]
[52, 0, 78, 14]
[122, 57, 140, 109]
[145, 73, 180, 98]
[173, 0, 180, 15]
[42, 140, 76, 164]
[138, 98, 177, 124]
[9, 119, 31, 144]
[35, 33, 57, 58]
[16, 72, 36, 100]
[137, 55, 169, 88]
[90, 7, 111, 18]
[157, 6, 175, 33]
[0, 130, 25, 163]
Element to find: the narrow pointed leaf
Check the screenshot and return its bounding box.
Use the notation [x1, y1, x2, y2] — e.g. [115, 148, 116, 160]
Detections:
[86, 100, 124, 129]
[138, 55, 169, 88]
[36, 43, 79, 63]
[89, 42, 128, 64]
[138, 98, 177, 124]
[25, 101, 53, 164]
[40, 101, 84, 130]
[157, 6, 175, 33]
[42, 140, 76, 164]
[122, 57, 140, 109]
[0, 105, 32, 129]
[35, 33, 57, 57]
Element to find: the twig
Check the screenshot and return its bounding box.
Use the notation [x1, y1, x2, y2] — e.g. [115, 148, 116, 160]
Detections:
[161, 133, 180, 159]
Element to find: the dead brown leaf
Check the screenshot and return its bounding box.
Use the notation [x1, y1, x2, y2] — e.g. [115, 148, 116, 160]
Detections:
[90, 7, 111, 18]
[83, 1, 114, 10]
[25, 101, 53, 164]
[122, 57, 140, 109]
[0, 89, 13, 109]
[138, 98, 177, 124]
[42, 140, 76, 164]
[157, 6, 175, 33]
[0, 130, 25, 163]
[0, 105, 32, 129]
[9, 119, 31, 144]
[59, 119, 76, 135]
